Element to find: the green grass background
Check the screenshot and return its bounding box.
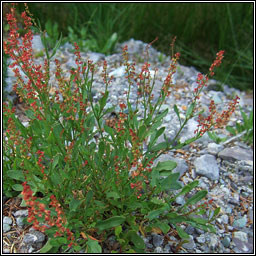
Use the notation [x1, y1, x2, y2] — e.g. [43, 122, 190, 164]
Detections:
[3, 2, 253, 92]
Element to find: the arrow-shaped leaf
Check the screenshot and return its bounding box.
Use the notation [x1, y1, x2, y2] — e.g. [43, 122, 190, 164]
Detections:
[95, 216, 126, 231]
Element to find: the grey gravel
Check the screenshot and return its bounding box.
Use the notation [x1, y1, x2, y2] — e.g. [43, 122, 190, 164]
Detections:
[3, 38, 253, 254]
[3, 223, 11, 233]
[3, 216, 12, 225]
[222, 236, 231, 247]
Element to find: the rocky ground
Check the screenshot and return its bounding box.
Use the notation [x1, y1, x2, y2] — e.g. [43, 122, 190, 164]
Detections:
[3, 37, 254, 254]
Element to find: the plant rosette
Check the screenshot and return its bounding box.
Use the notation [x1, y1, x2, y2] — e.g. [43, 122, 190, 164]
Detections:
[3, 3, 240, 253]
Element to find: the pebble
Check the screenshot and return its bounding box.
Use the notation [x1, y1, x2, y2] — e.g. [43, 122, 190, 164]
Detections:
[207, 143, 224, 155]
[222, 236, 231, 247]
[196, 235, 206, 244]
[3, 223, 11, 233]
[233, 231, 248, 243]
[3, 38, 253, 254]
[23, 230, 46, 244]
[154, 246, 164, 253]
[218, 146, 253, 162]
[233, 215, 247, 229]
[194, 154, 219, 181]
[13, 210, 28, 217]
[209, 234, 219, 250]
[152, 234, 164, 247]
[182, 235, 196, 250]
[3, 216, 12, 225]
[16, 217, 25, 227]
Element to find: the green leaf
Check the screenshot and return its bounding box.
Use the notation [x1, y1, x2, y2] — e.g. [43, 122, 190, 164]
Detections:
[95, 216, 126, 231]
[7, 170, 25, 181]
[40, 238, 53, 253]
[174, 104, 181, 125]
[154, 221, 170, 234]
[126, 230, 145, 249]
[25, 109, 35, 119]
[175, 135, 200, 149]
[99, 91, 109, 112]
[156, 160, 177, 172]
[249, 109, 253, 126]
[150, 197, 165, 205]
[189, 217, 209, 225]
[240, 106, 249, 128]
[150, 168, 160, 187]
[87, 238, 102, 253]
[20, 198, 27, 207]
[175, 224, 190, 239]
[178, 180, 199, 196]
[186, 102, 195, 118]
[49, 33, 62, 59]
[185, 190, 207, 206]
[104, 124, 115, 137]
[50, 170, 63, 186]
[155, 108, 168, 123]
[138, 124, 147, 139]
[98, 141, 105, 158]
[115, 226, 122, 238]
[52, 154, 60, 170]
[13, 115, 28, 135]
[236, 122, 243, 133]
[106, 191, 120, 199]
[207, 131, 216, 141]
[146, 204, 170, 221]
[160, 173, 182, 191]
[69, 198, 82, 212]
[226, 126, 237, 136]
[101, 33, 117, 53]
[210, 207, 221, 221]
[148, 127, 165, 148]
[150, 141, 168, 152]
[12, 184, 23, 191]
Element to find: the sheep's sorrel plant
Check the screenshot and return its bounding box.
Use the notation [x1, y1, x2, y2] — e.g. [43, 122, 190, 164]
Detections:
[3, 4, 240, 253]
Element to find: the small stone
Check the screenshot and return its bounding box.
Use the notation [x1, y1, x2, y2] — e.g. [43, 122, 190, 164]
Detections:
[16, 217, 25, 227]
[154, 246, 164, 253]
[218, 146, 253, 162]
[207, 143, 224, 155]
[209, 234, 219, 250]
[145, 242, 153, 249]
[195, 227, 205, 235]
[194, 154, 219, 181]
[233, 231, 248, 243]
[221, 214, 229, 224]
[152, 234, 164, 247]
[3, 216, 12, 225]
[31, 35, 45, 53]
[109, 66, 126, 77]
[164, 244, 171, 253]
[196, 234, 206, 244]
[185, 226, 195, 235]
[222, 236, 231, 247]
[65, 58, 77, 69]
[182, 235, 196, 250]
[225, 207, 233, 214]
[233, 215, 247, 229]
[248, 209, 253, 221]
[13, 210, 28, 217]
[175, 195, 186, 205]
[3, 223, 11, 232]
[232, 237, 252, 253]
[23, 231, 46, 244]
